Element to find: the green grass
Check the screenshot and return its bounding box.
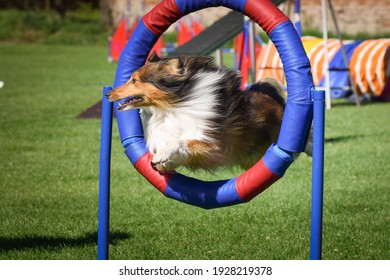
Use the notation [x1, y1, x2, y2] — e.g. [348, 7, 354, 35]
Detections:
[0, 9, 108, 45]
[0, 43, 389, 260]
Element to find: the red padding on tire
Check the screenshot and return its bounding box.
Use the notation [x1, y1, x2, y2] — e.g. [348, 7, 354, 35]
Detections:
[236, 158, 280, 201]
[142, 0, 183, 35]
[244, 0, 289, 34]
[134, 152, 173, 194]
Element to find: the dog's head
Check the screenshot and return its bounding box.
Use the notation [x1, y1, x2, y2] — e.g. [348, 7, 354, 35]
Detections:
[106, 52, 214, 111]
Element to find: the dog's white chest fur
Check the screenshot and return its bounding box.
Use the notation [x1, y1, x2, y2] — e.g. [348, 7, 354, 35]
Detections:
[140, 72, 223, 170]
[141, 109, 205, 153]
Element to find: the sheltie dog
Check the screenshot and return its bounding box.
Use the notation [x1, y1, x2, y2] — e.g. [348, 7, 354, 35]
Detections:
[107, 52, 310, 173]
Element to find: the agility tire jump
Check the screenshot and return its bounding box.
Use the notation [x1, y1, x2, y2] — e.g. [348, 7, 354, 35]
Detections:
[111, 0, 314, 209]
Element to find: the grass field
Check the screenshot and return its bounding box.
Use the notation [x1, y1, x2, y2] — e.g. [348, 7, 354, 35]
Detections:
[0, 43, 389, 260]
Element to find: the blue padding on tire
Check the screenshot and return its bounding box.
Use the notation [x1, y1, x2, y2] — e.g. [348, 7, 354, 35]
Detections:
[122, 136, 144, 149]
[269, 20, 313, 152]
[165, 175, 242, 209]
[114, 20, 159, 145]
[263, 144, 294, 177]
[277, 100, 313, 152]
[114, 20, 159, 87]
[175, 0, 246, 14]
[115, 108, 144, 147]
[124, 138, 149, 165]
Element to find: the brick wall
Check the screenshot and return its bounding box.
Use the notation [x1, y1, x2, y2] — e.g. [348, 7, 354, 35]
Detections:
[109, 0, 390, 36]
[300, 0, 390, 35]
[108, 0, 230, 29]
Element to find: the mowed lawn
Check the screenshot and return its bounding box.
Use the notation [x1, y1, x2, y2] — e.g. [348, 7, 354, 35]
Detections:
[0, 43, 389, 260]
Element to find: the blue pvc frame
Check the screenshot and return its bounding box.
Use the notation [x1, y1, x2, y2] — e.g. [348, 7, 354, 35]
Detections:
[97, 0, 325, 260]
[97, 90, 326, 261]
[310, 89, 325, 260]
[97, 86, 113, 260]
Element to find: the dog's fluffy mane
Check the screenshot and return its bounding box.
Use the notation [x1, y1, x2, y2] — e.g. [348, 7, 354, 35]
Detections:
[135, 53, 286, 170]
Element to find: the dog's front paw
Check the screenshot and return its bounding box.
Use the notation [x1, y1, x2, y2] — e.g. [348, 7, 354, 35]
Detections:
[152, 153, 182, 173]
[152, 144, 188, 172]
[152, 160, 177, 173]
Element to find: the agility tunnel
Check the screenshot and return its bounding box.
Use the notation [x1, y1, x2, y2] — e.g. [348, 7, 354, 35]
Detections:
[256, 37, 390, 99]
[98, 0, 325, 260]
[350, 39, 390, 97]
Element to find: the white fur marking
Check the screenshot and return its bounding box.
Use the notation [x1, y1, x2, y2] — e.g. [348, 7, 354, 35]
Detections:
[141, 71, 224, 166]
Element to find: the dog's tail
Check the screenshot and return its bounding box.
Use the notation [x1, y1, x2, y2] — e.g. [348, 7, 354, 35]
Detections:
[249, 78, 313, 157]
[247, 78, 286, 108]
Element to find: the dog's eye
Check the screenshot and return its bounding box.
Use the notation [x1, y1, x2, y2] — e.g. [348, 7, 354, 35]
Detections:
[130, 78, 136, 84]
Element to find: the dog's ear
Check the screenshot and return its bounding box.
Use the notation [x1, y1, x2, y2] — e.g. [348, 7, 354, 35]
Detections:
[160, 57, 185, 76]
[148, 51, 161, 63]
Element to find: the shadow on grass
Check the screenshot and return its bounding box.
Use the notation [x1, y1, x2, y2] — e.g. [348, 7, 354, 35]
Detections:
[0, 231, 131, 252]
[329, 97, 386, 108]
[325, 134, 365, 143]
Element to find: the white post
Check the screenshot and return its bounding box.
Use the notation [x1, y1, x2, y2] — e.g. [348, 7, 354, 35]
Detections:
[215, 49, 223, 66]
[321, 0, 332, 109]
[327, 0, 360, 107]
[248, 18, 257, 83]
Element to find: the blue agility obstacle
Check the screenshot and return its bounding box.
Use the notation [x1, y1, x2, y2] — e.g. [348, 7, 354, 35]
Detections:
[97, 86, 113, 260]
[113, 0, 313, 208]
[98, 0, 325, 260]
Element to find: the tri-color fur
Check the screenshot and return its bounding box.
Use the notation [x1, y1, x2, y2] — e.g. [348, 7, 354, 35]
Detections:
[107, 52, 291, 172]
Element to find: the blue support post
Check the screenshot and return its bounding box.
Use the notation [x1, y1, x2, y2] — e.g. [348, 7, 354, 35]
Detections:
[98, 86, 113, 260]
[310, 89, 325, 260]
